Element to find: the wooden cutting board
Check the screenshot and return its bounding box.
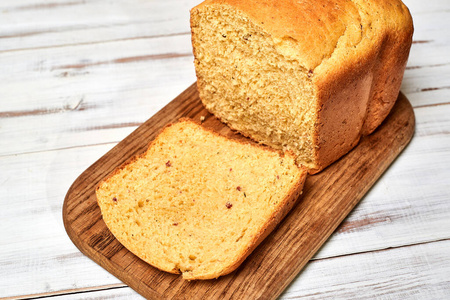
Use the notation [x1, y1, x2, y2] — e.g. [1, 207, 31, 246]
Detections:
[63, 83, 415, 299]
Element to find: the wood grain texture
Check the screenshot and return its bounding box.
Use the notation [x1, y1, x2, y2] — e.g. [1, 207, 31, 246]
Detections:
[281, 239, 450, 299]
[0, 0, 197, 52]
[63, 84, 415, 299]
[7, 239, 449, 300]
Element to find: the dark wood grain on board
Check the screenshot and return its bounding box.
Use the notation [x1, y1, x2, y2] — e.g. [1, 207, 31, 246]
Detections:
[63, 83, 415, 299]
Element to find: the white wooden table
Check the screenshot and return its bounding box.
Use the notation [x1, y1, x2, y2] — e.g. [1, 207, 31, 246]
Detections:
[1, 0, 449, 299]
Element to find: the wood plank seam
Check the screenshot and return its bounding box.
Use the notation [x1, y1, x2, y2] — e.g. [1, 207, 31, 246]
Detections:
[0, 142, 120, 159]
[1, 284, 127, 300]
[309, 237, 450, 262]
[4, 238, 448, 299]
[0, 32, 191, 54]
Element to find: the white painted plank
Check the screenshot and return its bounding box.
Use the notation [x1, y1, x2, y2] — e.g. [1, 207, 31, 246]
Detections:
[8, 240, 450, 299]
[0, 0, 445, 54]
[2, 285, 139, 300]
[402, 68, 450, 108]
[0, 32, 195, 111]
[0, 143, 124, 298]
[0, 0, 201, 52]
[0, 33, 197, 156]
[399, 0, 450, 106]
[35, 286, 141, 300]
[281, 240, 450, 299]
[403, 0, 450, 16]
[404, 9, 450, 68]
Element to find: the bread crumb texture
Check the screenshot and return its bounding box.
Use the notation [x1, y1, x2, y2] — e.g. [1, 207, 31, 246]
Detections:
[191, 0, 413, 171]
[191, 3, 317, 167]
[96, 119, 306, 279]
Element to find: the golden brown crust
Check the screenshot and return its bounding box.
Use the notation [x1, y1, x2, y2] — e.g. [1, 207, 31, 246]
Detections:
[311, 0, 413, 173]
[191, 0, 413, 174]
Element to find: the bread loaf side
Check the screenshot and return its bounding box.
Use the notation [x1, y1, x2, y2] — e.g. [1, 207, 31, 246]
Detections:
[191, 0, 413, 173]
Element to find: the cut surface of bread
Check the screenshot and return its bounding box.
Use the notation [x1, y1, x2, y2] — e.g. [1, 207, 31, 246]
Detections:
[96, 118, 306, 280]
[190, 0, 413, 173]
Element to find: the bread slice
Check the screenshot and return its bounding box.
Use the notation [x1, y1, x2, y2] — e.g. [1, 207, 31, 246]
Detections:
[190, 0, 413, 173]
[96, 118, 307, 280]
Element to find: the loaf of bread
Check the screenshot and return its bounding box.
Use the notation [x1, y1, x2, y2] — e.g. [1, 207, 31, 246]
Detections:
[96, 118, 307, 280]
[190, 0, 413, 173]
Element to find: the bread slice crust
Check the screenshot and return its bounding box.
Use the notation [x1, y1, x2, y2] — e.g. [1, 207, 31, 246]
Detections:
[96, 118, 307, 279]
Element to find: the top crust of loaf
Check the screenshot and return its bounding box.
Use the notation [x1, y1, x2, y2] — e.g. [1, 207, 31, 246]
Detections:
[193, 0, 413, 74]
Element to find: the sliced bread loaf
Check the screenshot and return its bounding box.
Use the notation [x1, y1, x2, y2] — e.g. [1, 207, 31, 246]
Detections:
[96, 118, 307, 280]
[190, 0, 413, 173]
